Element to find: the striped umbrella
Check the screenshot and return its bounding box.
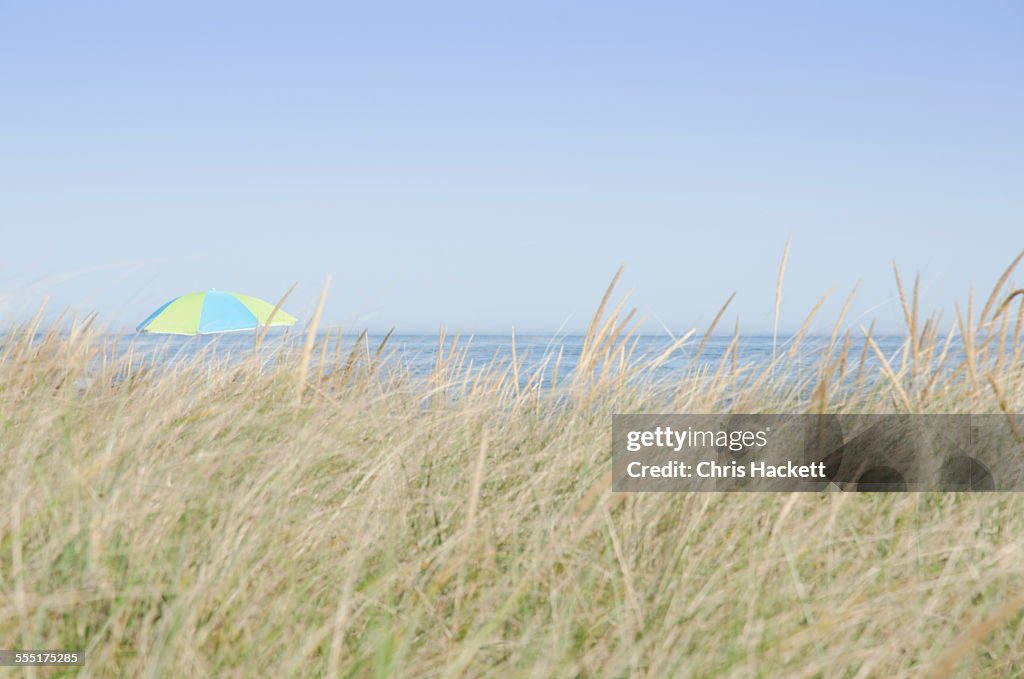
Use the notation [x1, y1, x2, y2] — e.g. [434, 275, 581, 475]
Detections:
[137, 290, 297, 335]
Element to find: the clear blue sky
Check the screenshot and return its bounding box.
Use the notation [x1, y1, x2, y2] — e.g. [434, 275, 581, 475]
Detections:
[2, 1, 1022, 334]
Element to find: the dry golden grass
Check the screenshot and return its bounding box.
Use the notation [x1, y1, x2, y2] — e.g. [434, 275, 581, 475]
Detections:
[4, 258, 1024, 677]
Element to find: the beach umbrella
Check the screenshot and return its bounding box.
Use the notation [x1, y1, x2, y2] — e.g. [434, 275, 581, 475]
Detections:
[137, 290, 297, 335]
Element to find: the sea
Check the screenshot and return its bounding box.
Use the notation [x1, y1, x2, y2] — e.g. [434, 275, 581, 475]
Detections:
[105, 332, 921, 389]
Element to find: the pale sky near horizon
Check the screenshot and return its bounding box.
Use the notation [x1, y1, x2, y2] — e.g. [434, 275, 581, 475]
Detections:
[2, 1, 1022, 335]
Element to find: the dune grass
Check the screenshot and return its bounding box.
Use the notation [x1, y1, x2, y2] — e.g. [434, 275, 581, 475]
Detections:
[4, 259, 1024, 677]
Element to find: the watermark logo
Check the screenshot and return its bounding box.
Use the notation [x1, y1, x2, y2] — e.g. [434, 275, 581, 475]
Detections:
[613, 414, 1012, 492]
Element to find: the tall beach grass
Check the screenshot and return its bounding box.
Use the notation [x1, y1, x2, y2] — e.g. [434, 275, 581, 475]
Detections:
[3, 258, 1024, 677]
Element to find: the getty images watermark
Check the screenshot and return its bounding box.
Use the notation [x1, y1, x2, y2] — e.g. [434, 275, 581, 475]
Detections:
[612, 414, 1024, 492]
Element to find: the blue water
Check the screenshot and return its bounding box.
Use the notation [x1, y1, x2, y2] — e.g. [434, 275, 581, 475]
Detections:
[108, 331, 921, 389]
